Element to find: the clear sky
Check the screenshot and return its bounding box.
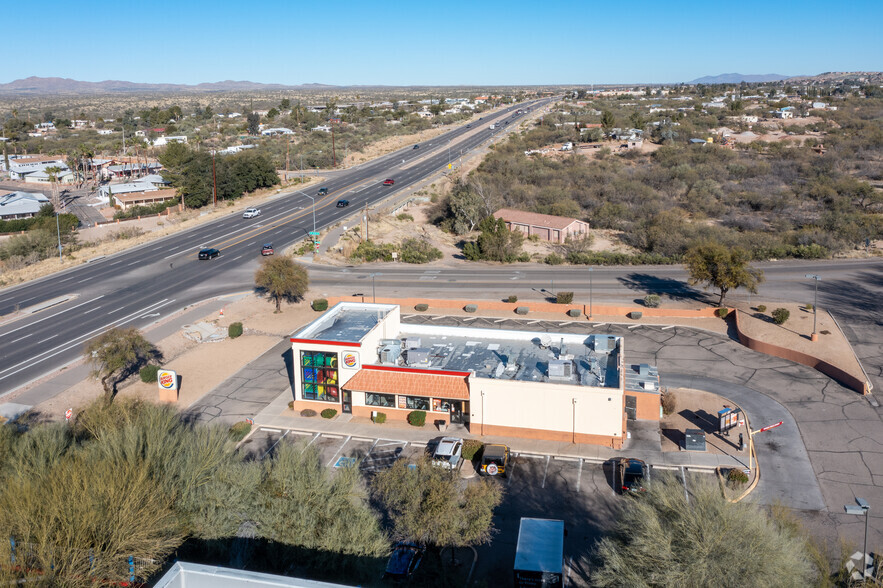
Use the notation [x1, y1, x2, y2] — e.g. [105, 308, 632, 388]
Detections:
[6, 0, 882, 86]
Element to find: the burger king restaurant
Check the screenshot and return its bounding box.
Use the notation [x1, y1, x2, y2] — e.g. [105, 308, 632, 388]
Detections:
[290, 302, 661, 447]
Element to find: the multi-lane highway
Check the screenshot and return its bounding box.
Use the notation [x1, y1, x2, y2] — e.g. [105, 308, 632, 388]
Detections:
[0, 99, 552, 394]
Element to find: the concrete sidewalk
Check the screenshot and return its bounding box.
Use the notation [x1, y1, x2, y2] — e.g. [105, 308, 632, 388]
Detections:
[253, 391, 747, 472]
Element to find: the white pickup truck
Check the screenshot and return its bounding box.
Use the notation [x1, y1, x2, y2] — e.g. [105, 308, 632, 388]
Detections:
[489, 124, 496, 130]
[242, 208, 261, 219]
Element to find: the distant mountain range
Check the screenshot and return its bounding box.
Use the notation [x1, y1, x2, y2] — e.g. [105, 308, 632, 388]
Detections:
[689, 73, 792, 84]
[0, 77, 338, 95]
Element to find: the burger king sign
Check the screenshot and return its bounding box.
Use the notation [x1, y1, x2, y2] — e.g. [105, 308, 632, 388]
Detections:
[158, 369, 178, 391]
[342, 352, 359, 369]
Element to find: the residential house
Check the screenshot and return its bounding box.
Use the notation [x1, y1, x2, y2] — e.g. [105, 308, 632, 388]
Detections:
[260, 127, 294, 136]
[97, 129, 114, 135]
[113, 188, 178, 211]
[152, 135, 187, 147]
[0, 191, 51, 220]
[493, 208, 590, 244]
[311, 125, 332, 133]
[218, 145, 257, 155]
[24, 168, 76, 185]
[98, 181, 157, 200]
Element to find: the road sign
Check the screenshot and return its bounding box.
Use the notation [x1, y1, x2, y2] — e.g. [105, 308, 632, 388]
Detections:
[309, 231, 320, 236]
[65, 408, 73, 421]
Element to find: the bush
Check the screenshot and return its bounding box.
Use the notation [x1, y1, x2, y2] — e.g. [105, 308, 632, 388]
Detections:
[300, 409, 317, 417]
[399, 238, 443, 264]
[772, 308, 790, 325]
[464, 303, 478, 313]
[462, 439, 484, 461]
[517, 253, 531, 262]
[805, 303, 814, 311]
[756, 304, 767, 313]
[661, 389, 677, 416]
[544, 253, 564, 265]
[556, 291, 574, 304]
[320, 408, 337, 419]
[228, 421, 252, 441]
[407, 410, 426, 427]
[139, 364, 159, 383]
[507, 295, 518, 303]
[716, 308, 730, 318]
[415, 303, 429, 311]
[228, 322, 243, 338]
[288, 401, 294, 410]
[515, 306, 529, 315]
[312, 299, 328, 311]
[396, 213, 414, 222]
[629, 311, 643, 320]
[643, 294, 661, 308]
[373, 412, 387, 424]
[350, 240, 396, 262]
[727, 468, 749, 487]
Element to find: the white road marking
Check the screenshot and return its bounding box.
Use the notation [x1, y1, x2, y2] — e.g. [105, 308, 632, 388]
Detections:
[109, 307, 125, 314]
[83, 306, 101, 314]
[76, 277, 91, 283]
[260, 430, 289, 460]
[232, 255, 243, 261]
[2, 295, 105, 337]
[541, 455, 550, 488]
[260, 428, 281, 433]
[37, 336, 55, 344]
[9, 334, 32, 344]
[126, 260, 139, 266]
[326, 435, 352, 468]
[576, 459, 584, 493]
[681, 466, 690, 504]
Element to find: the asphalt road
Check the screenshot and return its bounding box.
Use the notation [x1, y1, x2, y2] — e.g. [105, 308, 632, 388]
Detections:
[0, 99, 552, 394]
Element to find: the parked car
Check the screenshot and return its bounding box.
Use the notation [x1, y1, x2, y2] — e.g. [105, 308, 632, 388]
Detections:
[198, 248, 220, 260]
[318, 187, 328, 196]
[432, 437, 463, 470]
[336, 199, 349, 208]
[383, 542, 425, 582]
[412, 144, 419, 149]
[618, 457, 648, 494]
[261, 243, 274, 256]
[383, 178, 395, 186]
[479, 444, 510, 477]
[242, 208, 261, 219]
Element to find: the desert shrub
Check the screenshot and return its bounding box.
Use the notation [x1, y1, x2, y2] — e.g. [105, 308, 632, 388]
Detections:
[350, 240, 396, 262]
[556, 291, 574, 304]
[399, 238, 443, 264]
[300, 408, 317, 417]
[312, 299, 328, 311]
[139, 364, 159, 383]
[661, 389, 677, 416]
[756, 304, 767, 313]
[415, 303, 429, 311]
[517, 253, 531, 262]
[228, 421, 252, 441]
[805, 303, 814, 311]
[464, 303, 478, 313]
[507, 295, 518, 303]
[772, 308, 790, 324]
[373, 412, 387, 424]
[716, 308, 730, 318]
[320, 408, 337, 419]
[396, 213, 414, 222]
[544, 253, 564, 265]
[727, 468, 749, 487]
[643, 294, 661, 308]
[407, 410, 426, 427]
[228, 322, 243, 338]
[462, 439, 484, 461]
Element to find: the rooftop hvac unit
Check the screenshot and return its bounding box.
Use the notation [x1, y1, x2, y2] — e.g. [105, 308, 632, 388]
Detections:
[405, 347, 430, 365]
[494, 362, 506, 378]
[379, 345, 401, 365]
[639, 363, 650, 376]
[402, 337, 422, 349]
[548, 360, 573, 379]
[593, 335, 610, 352]
[380, 339, 399, 347]
[642, 380, 656, 391]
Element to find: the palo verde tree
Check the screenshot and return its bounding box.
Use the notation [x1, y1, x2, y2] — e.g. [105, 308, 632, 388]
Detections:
[83, 327, 162, 398]
[591, 475, 816, 587]
[254, 256, 310, 312]
[683, 241, 763, 305]
[372, 457, 502, 558]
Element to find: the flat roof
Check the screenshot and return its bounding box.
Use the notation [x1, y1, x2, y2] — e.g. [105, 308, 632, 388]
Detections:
[624, 363, 660, 394]
[514, 518, 564, 574]
[154, 562, 354, 588]
[389, 325, 620, 389]
[293, 302, 396, 343]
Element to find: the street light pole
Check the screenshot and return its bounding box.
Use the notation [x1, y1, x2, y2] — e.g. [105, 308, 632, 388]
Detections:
[589, 266, 593, 319]
[297, 191, 316, 236]
[55, 211, 63, 261]
[805, 274, 821, 341]
[845, 498, 871, 584]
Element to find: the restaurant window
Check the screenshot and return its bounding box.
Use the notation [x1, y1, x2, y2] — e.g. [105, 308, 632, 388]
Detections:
[404, 396, 430, 410]
[366, 393, 395, 407]
[300, 350, 339, 402]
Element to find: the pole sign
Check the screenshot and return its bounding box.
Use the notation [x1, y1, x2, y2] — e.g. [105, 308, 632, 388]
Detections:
[65, 408, 73, 421]
[158, 369, 178, 393]
[718, 408, 740, 434]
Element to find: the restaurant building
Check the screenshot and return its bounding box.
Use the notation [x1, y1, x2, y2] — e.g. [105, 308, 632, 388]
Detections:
[290, 302, 661, 448]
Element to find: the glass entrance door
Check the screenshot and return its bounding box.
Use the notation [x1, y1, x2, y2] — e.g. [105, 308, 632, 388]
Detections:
[342, 390, 352, 414]
[450, 401, 464, 424]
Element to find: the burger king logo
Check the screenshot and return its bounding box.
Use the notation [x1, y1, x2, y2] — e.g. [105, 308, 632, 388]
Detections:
[343, 352, 358, 368]
[158, 370, 177, 390]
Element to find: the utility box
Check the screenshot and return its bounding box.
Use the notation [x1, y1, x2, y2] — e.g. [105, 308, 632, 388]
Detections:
[684, 428, 706, 451]
[514, 518, 565, 587]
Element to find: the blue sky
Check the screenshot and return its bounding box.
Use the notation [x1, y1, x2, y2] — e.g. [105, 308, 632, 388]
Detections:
[6, 0, 882, 86]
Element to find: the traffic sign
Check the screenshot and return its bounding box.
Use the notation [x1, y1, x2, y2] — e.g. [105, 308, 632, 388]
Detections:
[309, 231, 320, 236]
[65, 408, 73, 421]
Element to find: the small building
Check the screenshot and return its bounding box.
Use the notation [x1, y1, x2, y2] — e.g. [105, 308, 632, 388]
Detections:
[492, 208, 589, 244]
[24, 168, 77, 185]
[98, 181, 157, 200]
[311, 125, 332, 133]
[97, 129, 114, 135]
[261, 127, 294, 136]
[154, 561, 350, 588]
[0, 191, 51, 220]
[8, 156, 68, 180]
[218, 145, 257, 155]
[113, 188, 177, 211]
[152, 135, 187, 147]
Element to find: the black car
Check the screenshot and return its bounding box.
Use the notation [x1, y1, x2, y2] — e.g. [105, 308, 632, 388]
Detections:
[198, 248, 220, 260]
[618, 458, 648, 494]
[318, 187, 328, 196]
[383, 542, 425, 582]
[412, 144, 419, 149]
[336, 199, 349, 208]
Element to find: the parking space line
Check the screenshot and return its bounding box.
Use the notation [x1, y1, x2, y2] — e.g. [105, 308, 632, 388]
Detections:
[681, 466, 690, 505]
[410, 442, 426, 448]
[260, 430, 289, 460]
[326, 435, 351, 468]
[299, 432, 321, 453]
[288, 430, 314, 436]
[322, 434, 343, 439]
[553, 456, 579, 462]
[541, 455, 550, 489]
[576, 459, 584, 493]
[377, 441, 405, 447]
[366, 438, 380, 455]
[520, 453, 546, 459]
[352, 437, 373, 442]
[260, 428, 281, 433]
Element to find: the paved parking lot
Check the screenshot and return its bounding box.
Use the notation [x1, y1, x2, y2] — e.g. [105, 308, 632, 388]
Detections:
[240, 426, 715, 587]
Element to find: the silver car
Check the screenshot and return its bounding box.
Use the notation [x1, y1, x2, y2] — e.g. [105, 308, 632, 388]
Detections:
[432, 437, 463, 470]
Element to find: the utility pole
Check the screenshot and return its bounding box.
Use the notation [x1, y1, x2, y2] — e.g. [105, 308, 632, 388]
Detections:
[364, 202, 369, 242]
[331, 122, 337, 168]
[805, 274, 821, 341]
[212, 151, 217, 207]
[286, 140, 290, 180]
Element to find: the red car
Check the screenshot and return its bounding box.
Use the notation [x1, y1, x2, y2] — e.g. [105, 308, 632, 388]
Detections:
[261, 244, 274, 256]
[383, 178, 395, 186]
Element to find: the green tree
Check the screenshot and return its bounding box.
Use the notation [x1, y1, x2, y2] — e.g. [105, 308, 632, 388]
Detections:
[684, 241, 764, 305]
[247, 112, 260, 135]
[464, 216, 524, 263]
[591, 475, 814, 587]
[266, 107, 279, 120]
[601, 110, 616, 134]
[254, 256, 310, 312]
[372, 457, 502, 556]
[83, 328, 162, 397]
[280, 98, 291, 110]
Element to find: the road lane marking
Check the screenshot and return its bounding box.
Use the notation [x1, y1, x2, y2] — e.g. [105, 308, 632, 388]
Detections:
[109, 307, 125, 314]
[126, 260, 139, 266]
[83, 306, 101, 314]
[2, 295, 105, 337]
[9, 334, 32, 344]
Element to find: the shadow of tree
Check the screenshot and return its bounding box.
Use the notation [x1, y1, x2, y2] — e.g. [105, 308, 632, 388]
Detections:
[817, 270, 883, 323]
[618, 273, 713, 304]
